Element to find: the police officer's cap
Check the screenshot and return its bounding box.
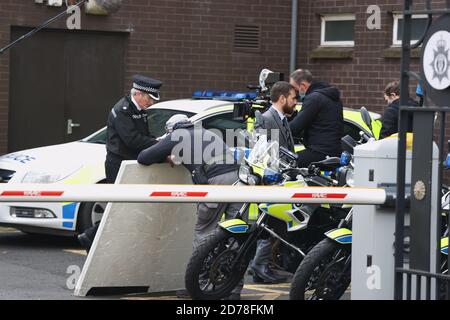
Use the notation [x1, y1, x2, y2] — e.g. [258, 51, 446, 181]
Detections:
[132, 75, 162, 101]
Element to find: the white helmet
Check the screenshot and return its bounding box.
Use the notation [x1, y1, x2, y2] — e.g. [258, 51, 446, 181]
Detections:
[165, 114, 190, 133]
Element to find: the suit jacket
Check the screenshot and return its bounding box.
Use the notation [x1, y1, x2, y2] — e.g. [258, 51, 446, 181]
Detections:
[255, 107, 295, 152]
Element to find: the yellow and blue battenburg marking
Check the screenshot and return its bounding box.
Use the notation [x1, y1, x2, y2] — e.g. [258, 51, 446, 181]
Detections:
[219, 219, 249, 234]
[442, 237, 448, 255]
[62, 202, 78, 229]
[260, 203, 300, 230]
[325, 228, 353, 244]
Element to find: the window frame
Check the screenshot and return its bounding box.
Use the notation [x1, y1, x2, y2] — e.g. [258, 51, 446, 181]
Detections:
[320, 14, 356, 47]
[392, 13, 428, 46]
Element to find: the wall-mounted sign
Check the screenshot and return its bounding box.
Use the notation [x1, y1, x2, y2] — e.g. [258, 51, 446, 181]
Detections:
[421, 14, 450, 106]
[423, 31, 450, 90]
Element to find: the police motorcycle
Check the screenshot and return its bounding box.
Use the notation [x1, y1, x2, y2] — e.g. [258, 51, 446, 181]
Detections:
[439, 156, 450, 298]
[289, 133, 362, 300]
[289, 110, 450, 300]
[185, 134, 349, 300]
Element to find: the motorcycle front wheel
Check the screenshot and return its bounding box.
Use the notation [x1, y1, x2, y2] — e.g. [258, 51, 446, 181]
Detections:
[185, 228, 254, 300]
[290, 238, 351, 300]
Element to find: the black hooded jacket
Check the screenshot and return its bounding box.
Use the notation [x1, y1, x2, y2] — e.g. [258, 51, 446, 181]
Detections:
[379, 98, 417, 139]
[289, 81, 344, 157]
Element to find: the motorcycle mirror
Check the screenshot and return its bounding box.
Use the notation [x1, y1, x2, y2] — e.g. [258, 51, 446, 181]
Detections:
[360, 106, 374, 135]
[341, 135, 357, 155]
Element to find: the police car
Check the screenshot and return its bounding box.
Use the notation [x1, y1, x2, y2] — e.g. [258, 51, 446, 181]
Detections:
[0, 92, 381, 236]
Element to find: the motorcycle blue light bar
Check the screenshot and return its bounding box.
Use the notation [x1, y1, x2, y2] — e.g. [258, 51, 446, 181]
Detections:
[340, 151, 351, 166]
[232, 147, 251, 162]
[192, 90, 257, 101]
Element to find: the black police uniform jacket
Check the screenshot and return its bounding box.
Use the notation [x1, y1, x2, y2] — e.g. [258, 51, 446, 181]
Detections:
[106, 96, 158, 163]
[137, 123, 239, 180]
[379, 98, 417, 139]
[289, 81, 344, 157]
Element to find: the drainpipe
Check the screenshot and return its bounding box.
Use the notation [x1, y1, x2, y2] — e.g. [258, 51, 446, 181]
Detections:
[290, 0, 298, 75]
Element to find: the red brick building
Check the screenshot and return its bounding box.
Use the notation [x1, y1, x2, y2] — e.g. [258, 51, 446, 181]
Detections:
[0, 0, 446, 153]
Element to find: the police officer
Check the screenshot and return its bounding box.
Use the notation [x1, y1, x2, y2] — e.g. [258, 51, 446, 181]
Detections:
[105, 75, 162, 182]
[78, 75, 162, 251]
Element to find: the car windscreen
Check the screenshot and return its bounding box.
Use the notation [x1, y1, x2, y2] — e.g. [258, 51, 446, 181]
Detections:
[85, 109, 195, 144]
[147, 109, 195, 138]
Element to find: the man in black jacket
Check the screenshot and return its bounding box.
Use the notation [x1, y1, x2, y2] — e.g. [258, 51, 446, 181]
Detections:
[289, 69, 344, 167]
[138, 114, 242, 299]
[138, 114, 240, 248]
[78, 75, 161, 251]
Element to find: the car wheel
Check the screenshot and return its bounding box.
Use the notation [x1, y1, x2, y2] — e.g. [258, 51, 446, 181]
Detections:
[76, 201, 106, 233]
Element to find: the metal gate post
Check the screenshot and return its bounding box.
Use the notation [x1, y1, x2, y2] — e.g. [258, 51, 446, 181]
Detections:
[395, 0, 413, 300]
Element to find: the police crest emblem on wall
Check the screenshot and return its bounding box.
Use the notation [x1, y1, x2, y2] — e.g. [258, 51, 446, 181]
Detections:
[423, 31, 450, 90]
[421, 14, 450, 106]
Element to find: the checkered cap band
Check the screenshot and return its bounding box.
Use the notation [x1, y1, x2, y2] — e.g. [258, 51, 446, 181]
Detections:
[133, 83, 160, 94]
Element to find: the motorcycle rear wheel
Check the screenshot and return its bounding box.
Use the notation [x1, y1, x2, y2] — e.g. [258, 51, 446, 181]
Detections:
[185, 228, 253, 300]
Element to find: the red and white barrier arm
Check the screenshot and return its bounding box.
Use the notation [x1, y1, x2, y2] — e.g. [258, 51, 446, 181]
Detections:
[0, 184, 386, 204]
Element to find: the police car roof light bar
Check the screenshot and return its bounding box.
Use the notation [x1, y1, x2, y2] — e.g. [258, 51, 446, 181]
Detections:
[192, 90, 257, 101]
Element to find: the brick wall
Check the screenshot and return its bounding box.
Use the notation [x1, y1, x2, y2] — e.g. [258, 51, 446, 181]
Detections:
[298, 0, 405, 115]
[0, 0, 293, 154]
[0, 0, 449, 154]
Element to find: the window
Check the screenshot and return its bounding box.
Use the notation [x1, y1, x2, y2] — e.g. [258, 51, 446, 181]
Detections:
[393, 14, 428, 46]
[85, 109, 196, 145]
[320, 14, 356, 46]
[201, 112, 246, 146]
[147, 109, 195, 138]
[343, 121, 364, 142]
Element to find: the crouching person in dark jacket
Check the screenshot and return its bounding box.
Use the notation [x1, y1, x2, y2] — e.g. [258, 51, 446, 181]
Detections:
[137, 114, 243, 299]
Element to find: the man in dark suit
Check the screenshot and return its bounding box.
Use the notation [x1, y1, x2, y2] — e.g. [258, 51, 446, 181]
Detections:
[251, 81, 297, 283]
[255, 81, 297, 153]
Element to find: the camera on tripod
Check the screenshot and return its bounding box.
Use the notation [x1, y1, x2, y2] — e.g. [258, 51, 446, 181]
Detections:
[233, 69, 284, 121]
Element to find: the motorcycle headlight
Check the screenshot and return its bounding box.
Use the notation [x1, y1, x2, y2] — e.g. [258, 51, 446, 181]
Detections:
[21, 167, 81, 184]
[345, 168, 354, 187]
[239, 165, 251, 184]
[247, 174, 261, 186]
